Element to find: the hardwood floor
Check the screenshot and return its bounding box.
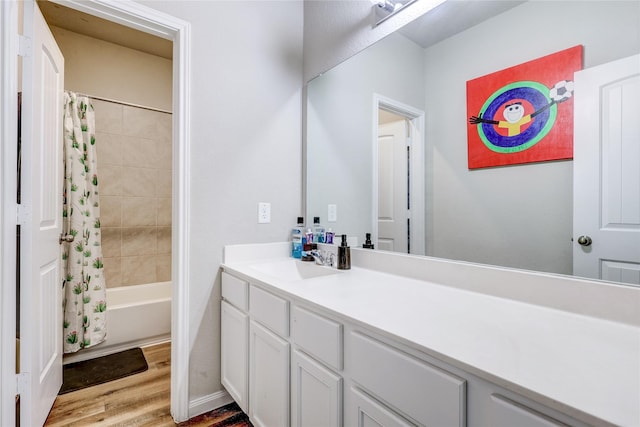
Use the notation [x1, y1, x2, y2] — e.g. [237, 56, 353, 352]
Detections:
[45, 343, 247, 427]
[45, 343, 175, 426]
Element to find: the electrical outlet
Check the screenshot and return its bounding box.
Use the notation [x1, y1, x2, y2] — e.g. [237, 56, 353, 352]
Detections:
[328, 204, 337, 222]
[258, 202, 271, 223]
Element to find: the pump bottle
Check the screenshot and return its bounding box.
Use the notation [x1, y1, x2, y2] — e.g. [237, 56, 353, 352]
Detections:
[337, 234, 351, 270]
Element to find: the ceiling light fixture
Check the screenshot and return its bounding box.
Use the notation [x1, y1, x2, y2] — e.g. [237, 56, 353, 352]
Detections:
[372, 0, 417, 27]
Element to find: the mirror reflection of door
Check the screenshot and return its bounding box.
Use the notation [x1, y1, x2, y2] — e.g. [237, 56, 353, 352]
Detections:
[573, 54, 640, 286]
[377, 109, 410, 253]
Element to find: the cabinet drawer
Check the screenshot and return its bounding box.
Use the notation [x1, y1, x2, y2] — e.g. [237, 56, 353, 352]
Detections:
[350, 332, 466, 427]
[222, 272, 248, 311]
[250, 285, 289, 337]
[292, 306, 343, 370]
[490, 394, 568, 427]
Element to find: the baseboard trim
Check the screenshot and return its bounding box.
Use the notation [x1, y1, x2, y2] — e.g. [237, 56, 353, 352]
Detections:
[188, 389, 234, 419]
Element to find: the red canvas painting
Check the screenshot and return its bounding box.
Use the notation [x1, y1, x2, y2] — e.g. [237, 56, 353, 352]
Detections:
[466, 45, 583, 169]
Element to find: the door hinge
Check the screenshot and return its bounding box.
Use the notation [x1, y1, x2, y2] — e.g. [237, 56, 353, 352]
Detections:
[16, 205, 31, 225]
[18, 35, 31, 58]
[16, 372, 30, 395]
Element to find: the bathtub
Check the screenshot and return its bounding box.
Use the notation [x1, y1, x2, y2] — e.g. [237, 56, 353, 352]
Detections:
[63, 281, 172, 364]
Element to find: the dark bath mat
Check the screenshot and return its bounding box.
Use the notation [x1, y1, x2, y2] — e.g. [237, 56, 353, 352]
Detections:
[59, 347, 148, 395]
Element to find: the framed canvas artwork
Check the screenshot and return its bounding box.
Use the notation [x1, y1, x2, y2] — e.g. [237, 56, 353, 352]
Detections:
[466, 45, 583, 169]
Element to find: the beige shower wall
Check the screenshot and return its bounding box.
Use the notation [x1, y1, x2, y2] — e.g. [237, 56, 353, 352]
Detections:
[50, 25, 172, 112]
[95, 100, 172, 287]
[50, 25, 173, 288]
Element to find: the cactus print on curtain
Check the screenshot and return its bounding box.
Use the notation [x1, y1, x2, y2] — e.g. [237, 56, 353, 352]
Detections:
[62, 92, 107, 353]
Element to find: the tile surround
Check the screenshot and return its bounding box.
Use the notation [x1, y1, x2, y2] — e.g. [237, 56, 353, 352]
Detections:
[122, 167, 157, 197]
[94, 100, 172, 288]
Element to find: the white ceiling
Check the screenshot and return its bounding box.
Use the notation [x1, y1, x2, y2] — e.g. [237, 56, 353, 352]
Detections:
[37, 0, 524, 63]
[37, 0, 173, 60]
[398, 0, 526, 49]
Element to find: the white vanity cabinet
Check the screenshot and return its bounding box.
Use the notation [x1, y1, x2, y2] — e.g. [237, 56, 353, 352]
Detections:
[291, 349, 343, 427]
[221, 274, 292, 427]
[220, 273, 249, 413]
[348, 331, 466, 427]
[221, 269, 594, 427]
[249, 320, 290, 427]
[347, 387, 415, 427]
[487, 394, 569, 427]
[291, 305, 344, 427]
[249, 284, 291, 427]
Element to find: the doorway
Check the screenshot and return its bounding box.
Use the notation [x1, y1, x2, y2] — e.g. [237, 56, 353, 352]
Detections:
[38, 1, 174, 365]
[373, 94, 425, 255]
[3, 0, 192, 424]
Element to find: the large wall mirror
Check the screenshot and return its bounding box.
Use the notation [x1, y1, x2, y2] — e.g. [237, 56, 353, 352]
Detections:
[305, 0, 640, 285]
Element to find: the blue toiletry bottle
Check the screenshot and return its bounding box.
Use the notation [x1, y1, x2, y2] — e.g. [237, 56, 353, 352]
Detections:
[291, 217, 305, 258]
[313, 216, 325, 243]
[325, 228, 335, 244]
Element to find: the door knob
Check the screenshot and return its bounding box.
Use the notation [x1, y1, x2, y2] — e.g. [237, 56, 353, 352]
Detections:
[59, 234, 75, 244]
[577, 235, 592, 247]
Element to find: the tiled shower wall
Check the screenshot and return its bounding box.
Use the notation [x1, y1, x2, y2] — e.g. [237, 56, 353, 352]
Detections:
[93, 99, 172, 288]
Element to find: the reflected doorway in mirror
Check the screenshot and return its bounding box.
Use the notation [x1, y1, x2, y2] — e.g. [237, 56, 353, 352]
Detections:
[373, 94, 425, 255]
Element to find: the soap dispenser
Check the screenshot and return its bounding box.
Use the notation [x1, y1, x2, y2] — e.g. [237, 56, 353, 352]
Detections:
[363, 233, 375, 249]
[337, 234, 351, 270]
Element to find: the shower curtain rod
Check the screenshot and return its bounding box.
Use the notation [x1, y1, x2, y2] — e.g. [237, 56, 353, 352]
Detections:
[74, 92, 172, 115]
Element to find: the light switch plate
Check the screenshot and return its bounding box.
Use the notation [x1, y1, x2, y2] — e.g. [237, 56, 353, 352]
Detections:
[328, 204, 337, 222]
[258, 202, 271, 223]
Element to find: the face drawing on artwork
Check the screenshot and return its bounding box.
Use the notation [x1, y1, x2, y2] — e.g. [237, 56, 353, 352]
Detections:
[503, 102, 525, 123]
[468, 83, 573, 138]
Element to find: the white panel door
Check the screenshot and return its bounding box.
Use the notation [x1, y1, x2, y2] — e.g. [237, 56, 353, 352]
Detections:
[249, 320, 290, 427]
[377, 120, 408, 252]
[20, 1, 65, 425]
[291, 349, 342, 427]
[221, 300, 249, 413]
[346, 387, 414, 427]
[573, 54, 640, 285]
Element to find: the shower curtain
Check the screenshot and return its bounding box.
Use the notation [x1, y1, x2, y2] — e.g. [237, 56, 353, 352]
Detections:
[61, 91, 107, 353]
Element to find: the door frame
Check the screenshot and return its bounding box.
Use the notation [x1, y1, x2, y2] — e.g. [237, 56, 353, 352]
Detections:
[0, 0, 192, 423]
[372, 93, 425, 255]
[0, 2, 20, 426]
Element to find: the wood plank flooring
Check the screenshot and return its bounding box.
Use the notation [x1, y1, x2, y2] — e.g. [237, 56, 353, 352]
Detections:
[44, 343, 245, 427]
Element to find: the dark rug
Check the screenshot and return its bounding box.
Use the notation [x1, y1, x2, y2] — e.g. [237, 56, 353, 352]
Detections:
[179, 402, 252, 427]
[59, 347, 148, 395]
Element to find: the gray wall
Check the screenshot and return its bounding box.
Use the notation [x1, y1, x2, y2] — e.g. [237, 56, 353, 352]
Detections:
[129, 0, 639, 415]
[424, 1, 640, 273]
[304, 1, 640, 275]
[306, 32, 425, 244]
[137, 0, 303, 411]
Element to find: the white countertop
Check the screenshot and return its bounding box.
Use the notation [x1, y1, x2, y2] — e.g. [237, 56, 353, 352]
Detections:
[222, 243, 640, 427]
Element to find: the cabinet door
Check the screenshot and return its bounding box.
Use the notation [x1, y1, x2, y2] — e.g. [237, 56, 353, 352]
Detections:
[250, 320, 290, 427]
[221, 300, 249, 413]
[291, 350, 342, 427]
[346, 387, 414, 427]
